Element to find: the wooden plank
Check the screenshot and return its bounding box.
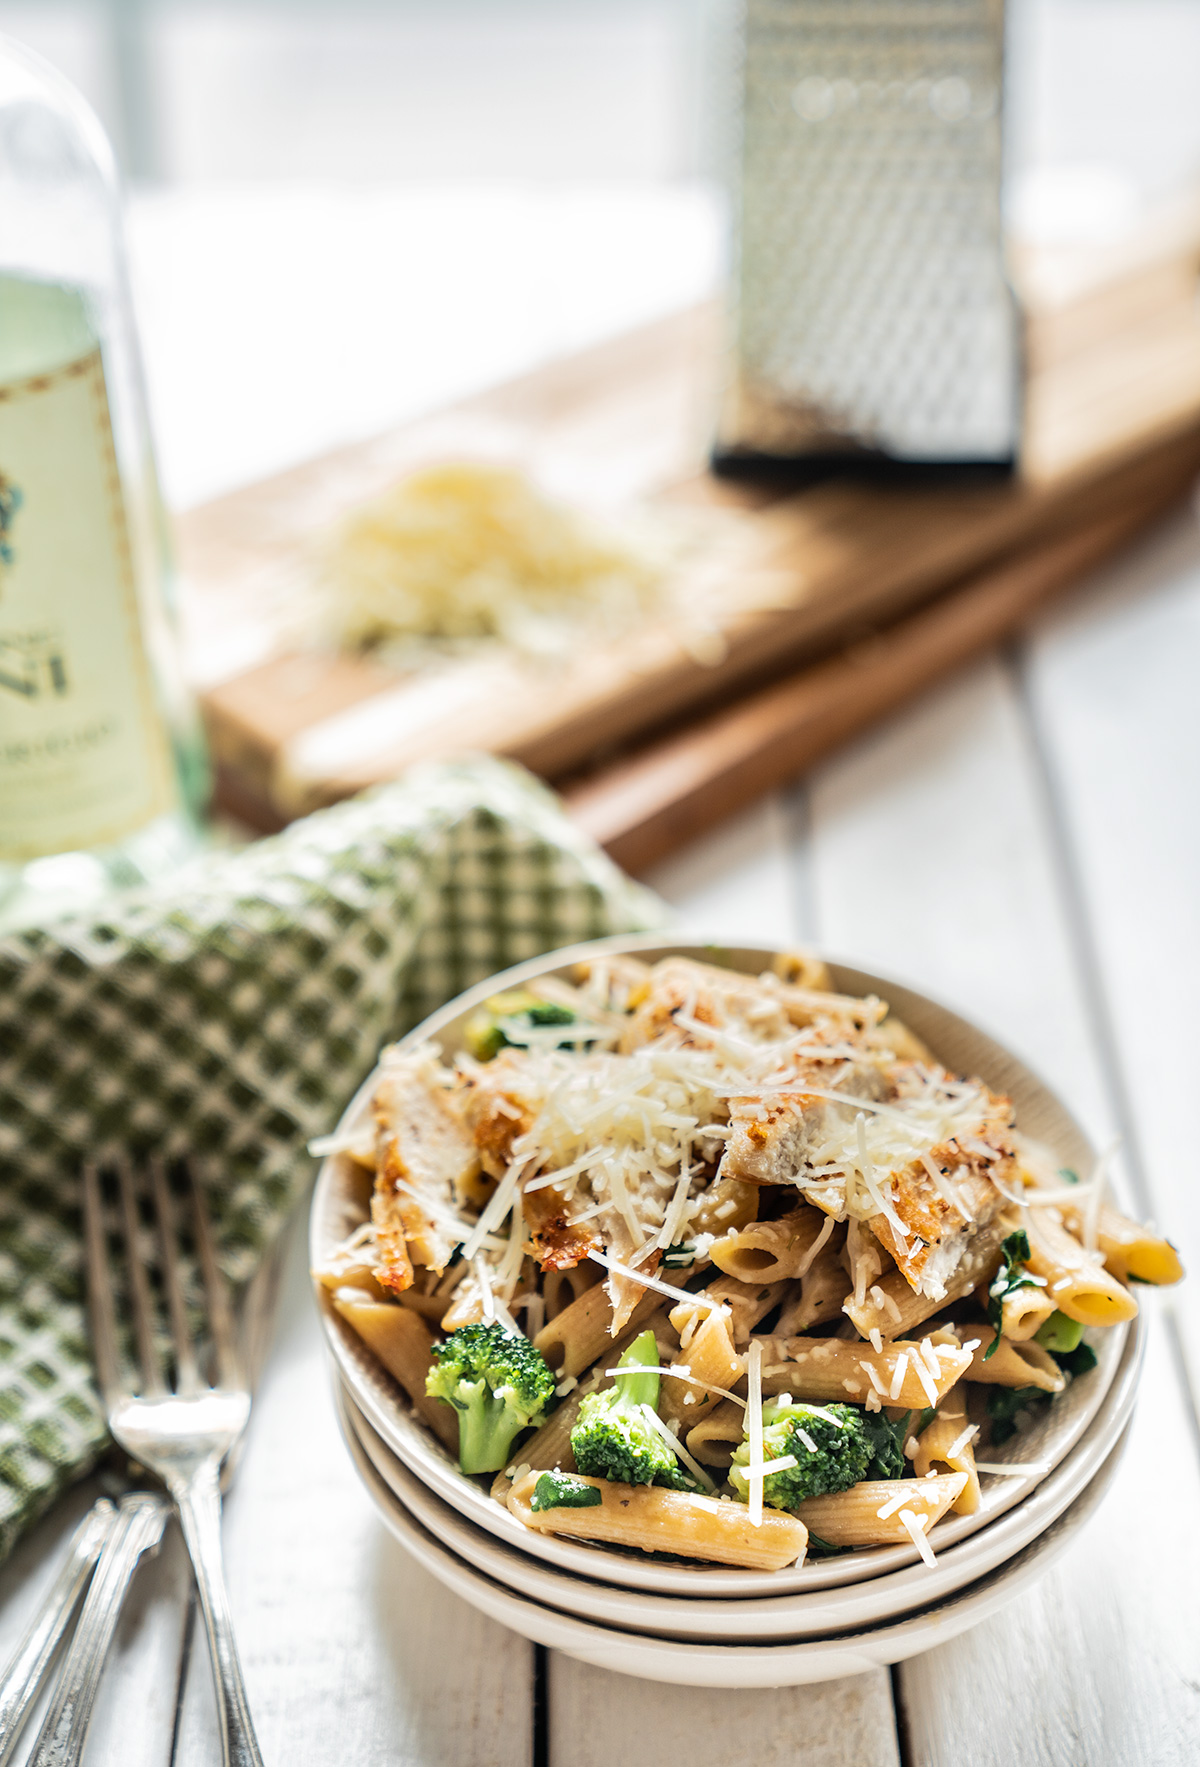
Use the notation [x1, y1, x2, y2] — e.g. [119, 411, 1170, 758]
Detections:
[548, 1653, 901, 1767]
[805, 650, 1200, 1763]
[565, 492, 1175, 877]
[807, 657, 1111, 1139]
[1016, 186, 1200, 483]
[552, 793, 899, 1767]
[642, 792, 799, 946]
[1018, 507, 1200, 1398]
[173, 1216, 534, 1767]
[898, 1322, 1200, 1767]
[184, 275, 1200, 830]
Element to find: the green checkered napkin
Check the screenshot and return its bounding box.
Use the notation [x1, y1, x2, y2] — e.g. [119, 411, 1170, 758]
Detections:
[0, 756, 665, 1562]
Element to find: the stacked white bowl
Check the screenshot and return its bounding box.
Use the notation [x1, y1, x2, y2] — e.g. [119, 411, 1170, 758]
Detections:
[311, 940, 1140, 1687]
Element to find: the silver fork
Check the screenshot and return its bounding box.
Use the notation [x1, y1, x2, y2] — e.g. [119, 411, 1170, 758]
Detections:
[82, 1157, 265, 1767]
[0, 1500, 115, 1767]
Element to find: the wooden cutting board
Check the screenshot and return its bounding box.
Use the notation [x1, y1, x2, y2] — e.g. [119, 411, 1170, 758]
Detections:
[184, 197, 1200, 847]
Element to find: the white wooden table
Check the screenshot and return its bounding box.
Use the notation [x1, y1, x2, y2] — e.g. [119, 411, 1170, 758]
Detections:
[3, 187, 1200, 1766]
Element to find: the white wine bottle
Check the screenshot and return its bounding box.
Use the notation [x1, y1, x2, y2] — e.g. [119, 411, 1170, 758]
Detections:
[0, 35, 207, 928]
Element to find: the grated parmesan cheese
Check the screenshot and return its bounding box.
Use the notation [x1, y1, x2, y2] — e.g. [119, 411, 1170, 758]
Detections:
[944, 1424, 979, 1461]
[640, 1405, 718, 1494]
[746, 1340, 765, 1528]
[588, 1249, 721, 1314]
[974, 1461, 1050, 1476]
[899, 1508, 937, 1569]
[918, 1338, 943, 1380]
[911, 1354, 940, 1408]
[758, 1454, 799, 1477]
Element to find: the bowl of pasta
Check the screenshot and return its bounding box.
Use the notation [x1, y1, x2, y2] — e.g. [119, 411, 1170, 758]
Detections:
[332, 1374, 1131, 1685]
[310, 937, 1180, 1618]
[332, 1309, 1140, 1643]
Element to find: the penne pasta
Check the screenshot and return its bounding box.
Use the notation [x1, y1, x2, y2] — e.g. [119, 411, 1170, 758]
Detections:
[772, 1231, 851, 1335]
[689, 1177, 760, 1236]
[998, 1279, 1056, 1342]
[542, 1262, 603, 1320]
[769, 948, 833, 990]
[312, 1225, 389, 1301]
[868, 1013, 937, 1065]
[534, 1279, 661, 1377]
[331, 1293, 459, 1452]
[488, 1384, 588, 1500]
[795, 1472, 966, 1547]
[843, 1219, 1011, 1341]
[709, 1201, 837, 1284]
[396, 1289, 457, 1324]
[507, 1471, 808, 1571]
[685, 1400, 746, 1469]
[753, 1334, 972, 1410]
[955, 1325, 1066, 1392]
[439, 1268, 488, 1331]
[661, 1275, 783, 1427]
[1024, 1208, 1139, 1327]
[1059, 1201, 1184, 1289]
[660, 1306, 743, 1425]
[909, 1388, 980, 1514]
[668, 1274, 784, 1348]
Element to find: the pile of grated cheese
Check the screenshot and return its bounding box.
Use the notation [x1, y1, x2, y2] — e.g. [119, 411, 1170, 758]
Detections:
[319, 461, 665, 657]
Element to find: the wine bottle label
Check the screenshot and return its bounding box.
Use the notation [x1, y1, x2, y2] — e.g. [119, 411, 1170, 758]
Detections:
[0, 346, 173, 861]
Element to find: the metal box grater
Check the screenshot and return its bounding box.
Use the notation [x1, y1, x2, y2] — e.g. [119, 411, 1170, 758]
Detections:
[716, 0, 1018, 471]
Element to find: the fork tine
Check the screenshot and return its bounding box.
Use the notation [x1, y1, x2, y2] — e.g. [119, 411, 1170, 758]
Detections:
[149, 1156, 201, 1396]
[82, 1162, 121, 1409]
[187, 1162, 240, 1387]
[115, 1154, 165, 1396]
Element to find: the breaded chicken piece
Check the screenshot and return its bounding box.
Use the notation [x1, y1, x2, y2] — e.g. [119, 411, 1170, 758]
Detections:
[459, 1049, 546, 1178]
[719, 1062, 887, 1188]
[522, 1183, 600, 1271]
[869, 1111, 1017, 1299]
[722, 1053, 1017, 1301]
[372, 1050, 481, 1295]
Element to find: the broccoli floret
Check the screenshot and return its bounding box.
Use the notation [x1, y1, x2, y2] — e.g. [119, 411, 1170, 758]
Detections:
[463, 990, 582, 1061]
[570, 1330, 692, 1488]
[728, 1401, 874, 1509]
[425, 1321, 556, 1475]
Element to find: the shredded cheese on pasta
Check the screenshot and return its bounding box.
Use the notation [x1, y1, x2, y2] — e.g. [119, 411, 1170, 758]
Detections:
[899, 1507, 937, 1569]
[746, 1340, 765, 1528]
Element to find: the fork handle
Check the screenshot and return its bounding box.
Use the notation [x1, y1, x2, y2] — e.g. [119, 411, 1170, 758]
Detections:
[0, 1501, 116, 1767]
[28, 1493, 170, 1767]
[175, 1464, 264, 1767]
